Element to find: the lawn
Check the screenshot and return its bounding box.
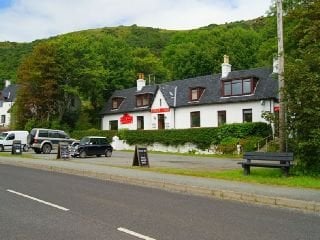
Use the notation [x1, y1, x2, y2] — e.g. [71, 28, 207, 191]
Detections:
[139, 167, 320, 189]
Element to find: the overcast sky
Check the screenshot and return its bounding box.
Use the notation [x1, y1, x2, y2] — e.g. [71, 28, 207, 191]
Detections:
[0, 0, 272, 43]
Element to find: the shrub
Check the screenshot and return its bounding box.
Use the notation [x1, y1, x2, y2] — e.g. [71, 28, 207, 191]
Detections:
[72, 122, 271, 150]
[71, 129, 116, 142]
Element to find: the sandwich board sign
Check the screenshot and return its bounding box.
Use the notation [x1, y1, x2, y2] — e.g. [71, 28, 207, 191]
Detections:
[132, 145, 149, 167]
[57, 142, 70, 160]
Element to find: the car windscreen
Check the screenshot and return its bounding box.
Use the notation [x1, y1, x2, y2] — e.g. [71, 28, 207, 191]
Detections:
[80, 137, 90, 145]
[0, 132, 8, 140]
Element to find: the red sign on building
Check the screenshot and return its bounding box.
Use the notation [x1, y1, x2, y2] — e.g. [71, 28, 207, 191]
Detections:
[274, 106, 280, 112]
[151, 108, 170, 113]
[120, 113, 133, 124]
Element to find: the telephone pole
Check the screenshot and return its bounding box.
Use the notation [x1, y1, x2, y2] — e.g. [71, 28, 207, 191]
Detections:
[277, 0, 286, 152]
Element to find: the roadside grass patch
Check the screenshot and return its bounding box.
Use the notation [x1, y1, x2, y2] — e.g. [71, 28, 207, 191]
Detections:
[139, 167, 320, 189]
[0, 152, 34, 159]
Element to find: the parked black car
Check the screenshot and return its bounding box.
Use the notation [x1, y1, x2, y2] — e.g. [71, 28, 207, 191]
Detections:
[73, 136, 113, 158]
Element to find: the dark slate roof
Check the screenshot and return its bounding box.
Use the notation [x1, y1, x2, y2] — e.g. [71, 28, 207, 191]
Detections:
[0, 84, 18, 102]
[100, 85, 158, 115]
[101, 67, 278, 115]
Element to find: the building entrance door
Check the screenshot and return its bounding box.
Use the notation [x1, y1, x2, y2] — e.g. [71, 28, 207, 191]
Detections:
[158, 114, 165, 129]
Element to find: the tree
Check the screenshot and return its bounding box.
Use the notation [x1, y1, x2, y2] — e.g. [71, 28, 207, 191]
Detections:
[13, 42, 62, 129]
[284, 0, 320, 174]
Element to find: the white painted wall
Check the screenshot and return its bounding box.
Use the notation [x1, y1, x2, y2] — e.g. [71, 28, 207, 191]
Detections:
[102, 111, 152, 130]
[174, 100, 274, 129]
[150, 90, 175, 129]
[102, 99, 276, 130]
[0, 101, 13, 127]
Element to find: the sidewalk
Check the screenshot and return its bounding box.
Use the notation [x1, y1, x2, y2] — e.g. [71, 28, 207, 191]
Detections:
[0, 152, 319, 214]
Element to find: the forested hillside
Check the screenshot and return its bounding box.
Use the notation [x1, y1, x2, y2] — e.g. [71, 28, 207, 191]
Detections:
[0, 17, 276, 86]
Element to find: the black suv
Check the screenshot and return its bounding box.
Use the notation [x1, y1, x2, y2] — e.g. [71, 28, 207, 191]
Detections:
[28, 128, 74, 154]
[73, 136, 113, 158]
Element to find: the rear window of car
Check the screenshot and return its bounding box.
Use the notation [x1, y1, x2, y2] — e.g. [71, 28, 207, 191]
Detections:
[30, 129, 37, 136]
[99, 138, 107, 144]
[38, 130, 48, 137]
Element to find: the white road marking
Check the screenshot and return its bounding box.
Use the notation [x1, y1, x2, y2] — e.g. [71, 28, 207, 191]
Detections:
[117, 227, 156, 240]
[6, 189, 69, 211]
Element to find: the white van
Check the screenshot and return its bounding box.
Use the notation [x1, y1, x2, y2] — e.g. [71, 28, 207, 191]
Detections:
[0, 131, 29, 152]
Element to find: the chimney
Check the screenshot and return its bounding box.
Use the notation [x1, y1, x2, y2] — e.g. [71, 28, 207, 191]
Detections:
[273, 57, 279, 74]
[221, 55, 231, 78]
[5, 80, 11, 87]
[136, 73, 146, 91]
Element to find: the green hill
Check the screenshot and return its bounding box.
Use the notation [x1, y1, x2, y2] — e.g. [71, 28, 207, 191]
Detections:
[0, 17, 277, 87]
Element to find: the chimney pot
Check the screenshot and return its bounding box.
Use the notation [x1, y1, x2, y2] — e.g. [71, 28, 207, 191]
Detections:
[137, 73, 146, 91]
[221, 55, 231, 78]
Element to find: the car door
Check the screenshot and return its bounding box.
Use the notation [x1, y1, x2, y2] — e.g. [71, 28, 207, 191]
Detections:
[88, 138, 98, 155]
[5, 133, 15, 151]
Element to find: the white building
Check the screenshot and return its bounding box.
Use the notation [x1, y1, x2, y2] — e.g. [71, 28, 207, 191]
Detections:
[101, 56, 279, 130]
[0, 80, 17, 128]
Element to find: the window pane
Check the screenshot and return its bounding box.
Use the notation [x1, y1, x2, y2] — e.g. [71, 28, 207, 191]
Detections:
[109, 120, 118, 130]
[39, 130, 48, 137]
[190, 111, 200, 127]
[224, 82, 231, 96]
[143, 95, 149, 105]
[137, 116, 144, 130]
[243, 109, 252, 122]
[136, 96, 142, 106]
[191, 89, 198, 100]
[112, 99, 118, 109]
[243, 79, 251, 94]
[232, 80, 242, 95]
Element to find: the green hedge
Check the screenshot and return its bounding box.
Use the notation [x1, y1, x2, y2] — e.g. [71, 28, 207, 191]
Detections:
[71, 122, 271, 150]
[71, 129, 117, 142]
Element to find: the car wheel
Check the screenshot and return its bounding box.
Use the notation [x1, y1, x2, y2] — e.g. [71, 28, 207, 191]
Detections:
[105, 150, 112, 157]
[23, 145, 29, 152]
[34, 148, 41, 154]
[96, 154, 101, 157]
[80, 150, 87, 158]
[0, 145, 4, 152]
[42, 143, 52, 154]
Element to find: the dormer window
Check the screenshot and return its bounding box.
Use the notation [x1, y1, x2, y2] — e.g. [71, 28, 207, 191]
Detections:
[190, 87, 205, 101]
[136, 93, 152, 107]
[112, 97, 124, 109]
[222, 78, 257, 97]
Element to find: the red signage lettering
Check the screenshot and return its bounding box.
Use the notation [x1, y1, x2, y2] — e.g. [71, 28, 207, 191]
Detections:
[151, 108, 170, 113]
[120, 113, 133, 124]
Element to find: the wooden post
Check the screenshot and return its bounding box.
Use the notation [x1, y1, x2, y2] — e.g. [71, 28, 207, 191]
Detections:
[277, 0, 286, 152]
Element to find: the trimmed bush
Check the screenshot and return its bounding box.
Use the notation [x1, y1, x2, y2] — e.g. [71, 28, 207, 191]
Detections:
[71, 122, 272, 150]
[71, 129, 116, 142]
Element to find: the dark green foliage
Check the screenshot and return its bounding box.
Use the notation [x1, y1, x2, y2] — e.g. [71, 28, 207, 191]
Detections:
[71, 129, 116, 142]
[0, 42, 33, 84]
[284, 0, 320, 174]
[75, 123, 271, 150]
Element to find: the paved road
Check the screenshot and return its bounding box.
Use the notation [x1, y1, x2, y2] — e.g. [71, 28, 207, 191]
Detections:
[1, 164, 319, 240]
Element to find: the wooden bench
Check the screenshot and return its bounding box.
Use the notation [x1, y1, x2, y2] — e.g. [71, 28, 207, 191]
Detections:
[238, 152, 294, 176]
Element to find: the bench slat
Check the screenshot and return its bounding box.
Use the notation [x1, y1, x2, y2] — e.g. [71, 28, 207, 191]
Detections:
[244, 156, 293, 161]
[239, 162, 291, 168]
[243, 152, 294, 161]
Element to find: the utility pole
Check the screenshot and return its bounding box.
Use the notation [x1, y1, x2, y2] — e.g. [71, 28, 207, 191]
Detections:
[277, 0, 286, 151]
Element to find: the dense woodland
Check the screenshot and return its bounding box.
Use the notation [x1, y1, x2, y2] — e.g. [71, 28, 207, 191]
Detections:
[0, 0, 319, 173]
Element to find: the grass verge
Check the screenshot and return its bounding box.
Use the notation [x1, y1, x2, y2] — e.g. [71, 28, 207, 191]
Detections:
[138, 167, 320, 189]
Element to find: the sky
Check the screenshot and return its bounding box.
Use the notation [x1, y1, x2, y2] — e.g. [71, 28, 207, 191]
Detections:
[0, 0, 272, 43]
